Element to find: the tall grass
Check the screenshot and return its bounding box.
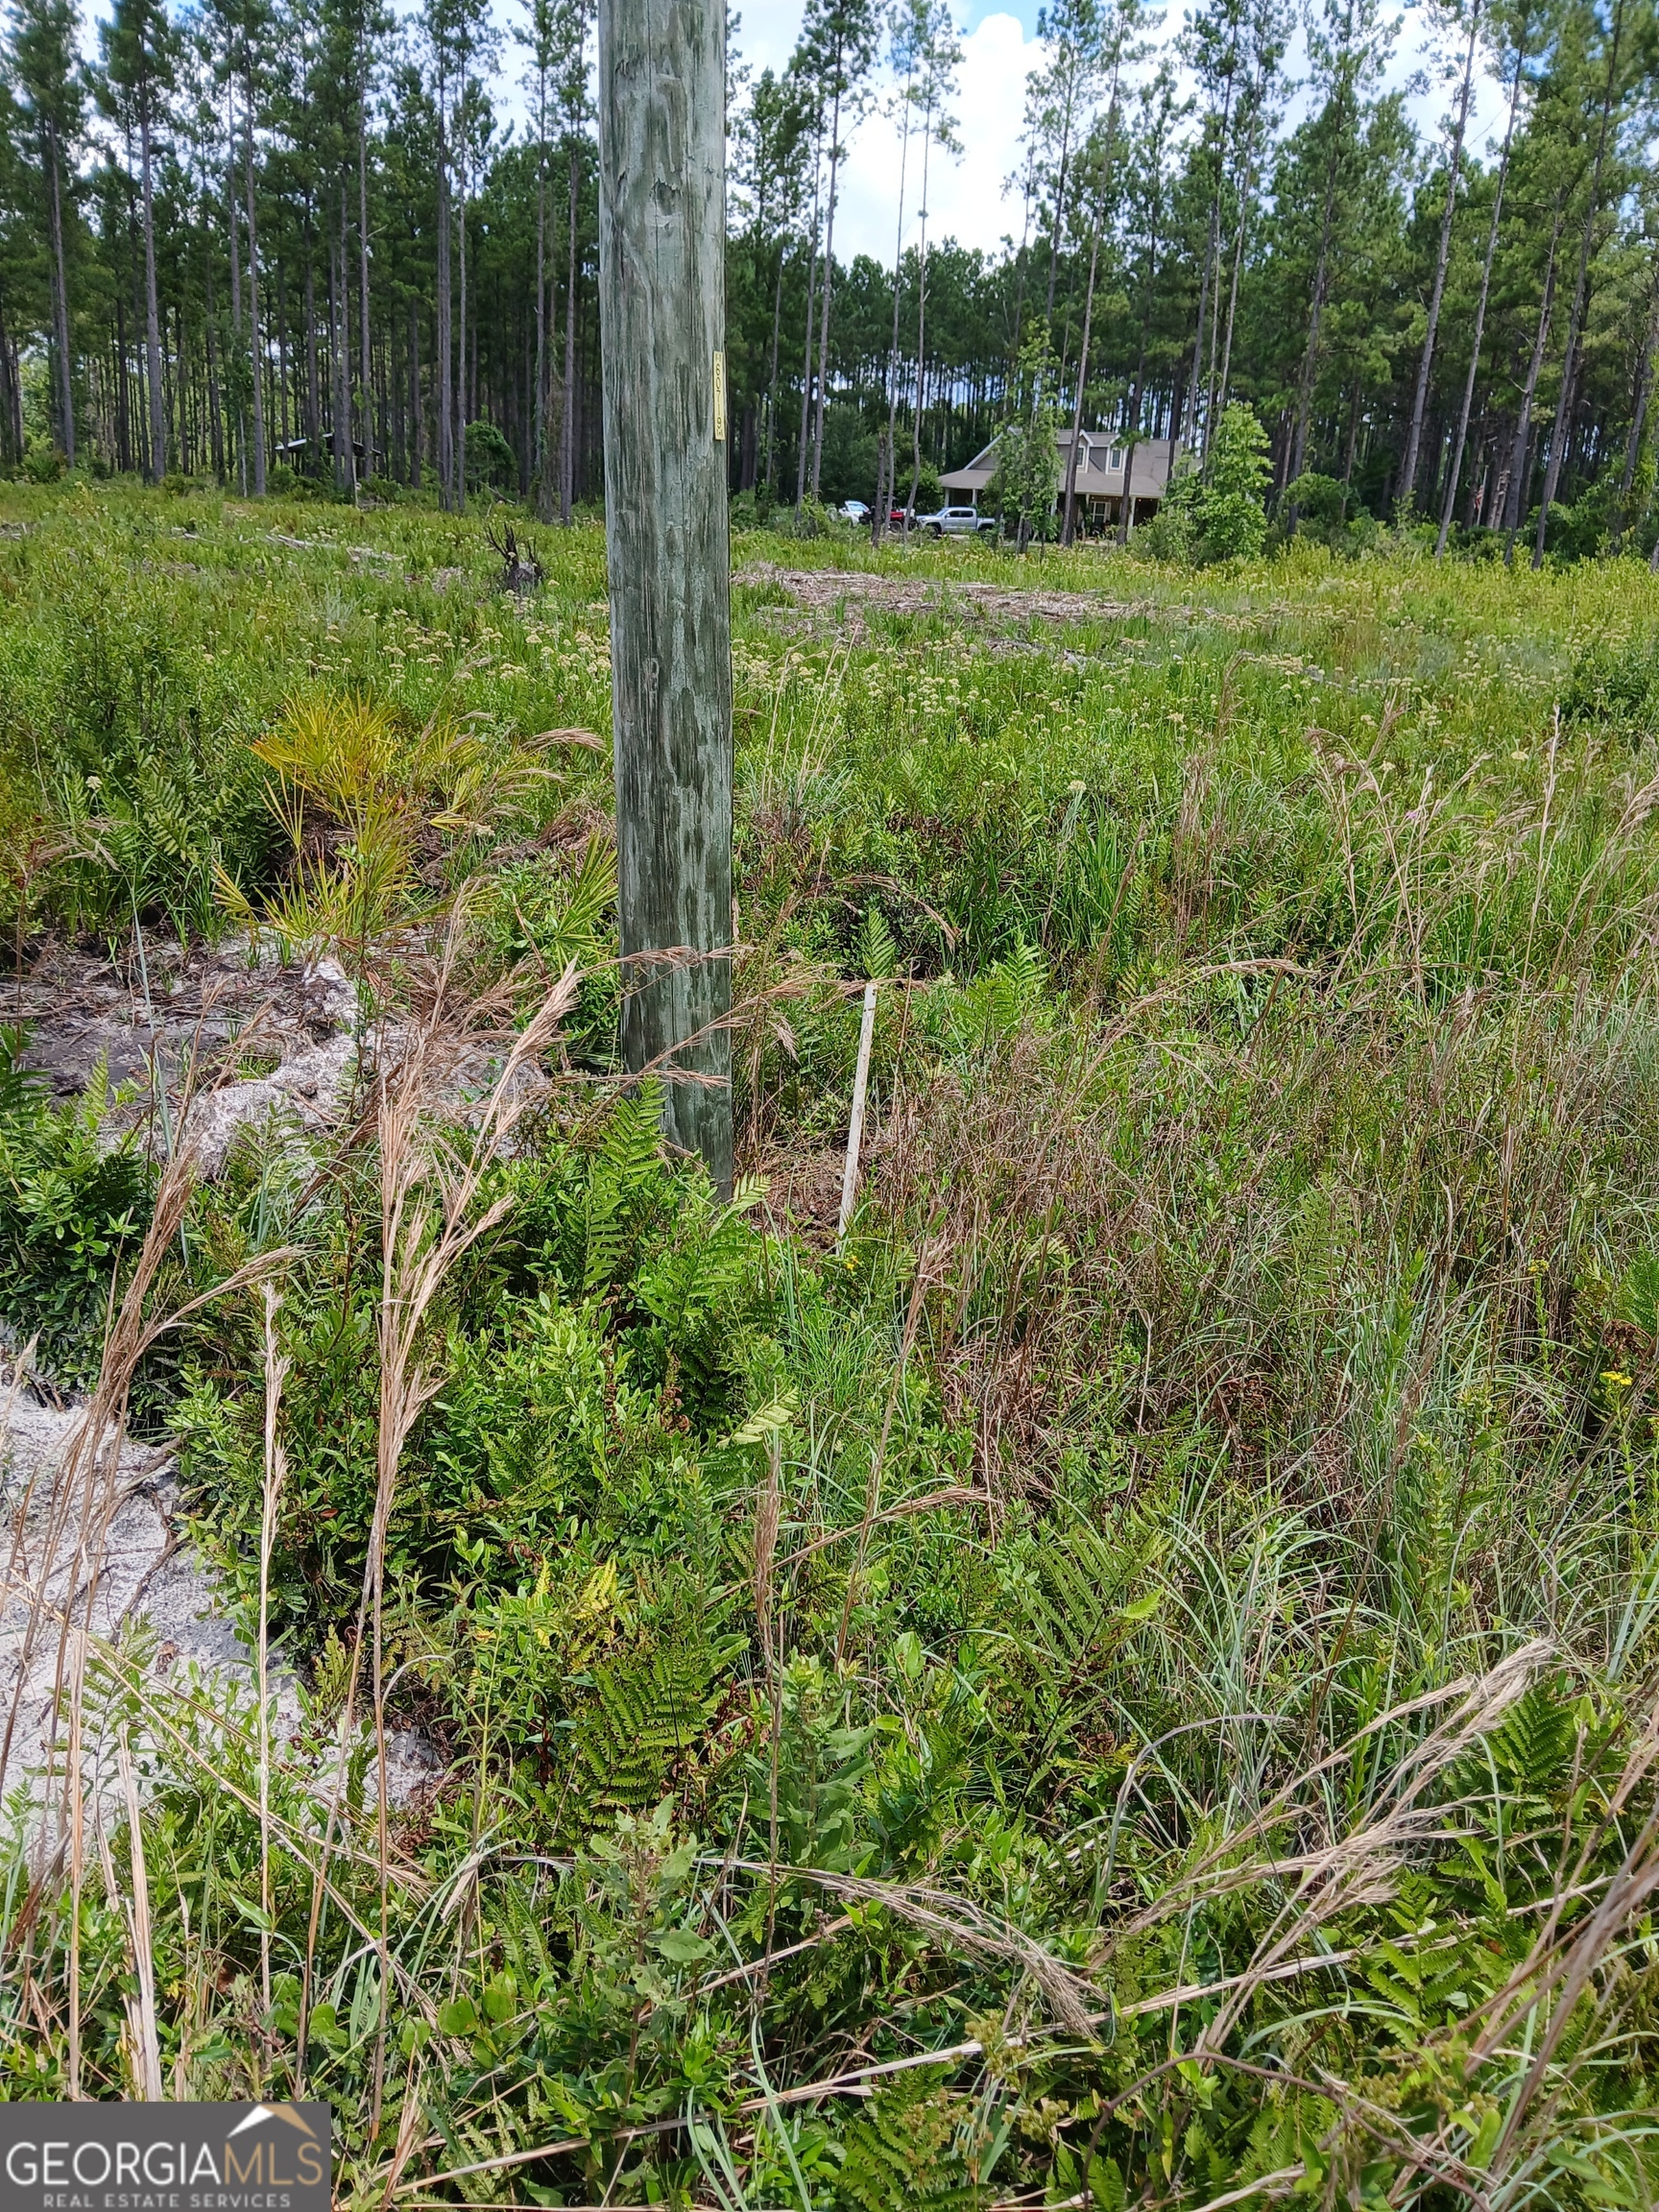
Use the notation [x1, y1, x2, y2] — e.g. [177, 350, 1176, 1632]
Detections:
[4, 485, 1659, 2204]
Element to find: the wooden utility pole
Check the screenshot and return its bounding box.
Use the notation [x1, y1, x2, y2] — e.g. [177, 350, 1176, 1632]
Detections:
[597, 0, 733, 1195]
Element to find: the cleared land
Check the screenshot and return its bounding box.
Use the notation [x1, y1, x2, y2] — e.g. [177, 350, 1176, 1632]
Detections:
[4, 486, 1659, 2206]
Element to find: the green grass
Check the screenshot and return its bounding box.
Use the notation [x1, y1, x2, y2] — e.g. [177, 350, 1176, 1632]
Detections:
[6, 482, 1659, 2206]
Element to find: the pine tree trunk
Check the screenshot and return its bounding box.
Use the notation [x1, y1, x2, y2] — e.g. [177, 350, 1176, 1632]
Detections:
[534, 63, 549, 519]
[245, 102, 266, 493]
[1400, 0, 1479, 517]
[1503, 200, 1563, 559]
[139, 102, 166, 480]
[561, 134, 579, 523]
[333, 190, 355, 493]
[44, 121, 75, 466]
[409, 294, 422, 487]
[303, 235, 321, 465]
[456, 141, 468, 512]
[1044, 107, 1073, 326]
[276, 257, 290, 451]
[878, 78, 913, 542]
[794, 136, 822, 509]
[437, 113, 453, 508]
[1191, 72, 1235, 461]
[905, 103, 935, 517]
[8, 321, 25, 462]
[1214, 147, 1257, 432]
[1062, 227, 1099, 545]
[114, 293, 131, 470]
[1613, 243, 1659, 544]
[0, 295, 16, 466]
[228, 109, 245, 492]
[1287, 148, 1339, 512]
[1119, 258, 1158, 546]
[358, 108, 372, 476]
[204, 244, 226, 480]
[763, 246, 784, 493]
[1533, 0, 1624, 566]
[811, 79, 842, 499]
[1437, 19, 1525, 556]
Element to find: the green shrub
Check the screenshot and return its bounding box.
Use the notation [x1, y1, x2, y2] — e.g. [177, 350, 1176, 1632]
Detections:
[0, 1027, 152, 1386]
[1563, 630, 1659, 730]
[1132, 491, 1193, 561]
[1194, 401, 1270, 559]
[22, 439, 65, 485]
[465, 418, 517, 493]
[730, 487, 773, 530]
[176, 1087, 773, 1647]
[988, 329, 1065, 547]
[771, 495, 838, 540]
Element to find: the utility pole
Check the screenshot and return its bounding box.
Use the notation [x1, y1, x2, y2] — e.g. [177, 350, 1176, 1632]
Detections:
[596, 0, 733, 1195]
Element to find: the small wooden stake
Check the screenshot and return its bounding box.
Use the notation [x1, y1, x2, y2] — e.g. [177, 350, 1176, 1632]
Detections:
[596, 0, 733, 1194]
[838, 981, 879, 1244]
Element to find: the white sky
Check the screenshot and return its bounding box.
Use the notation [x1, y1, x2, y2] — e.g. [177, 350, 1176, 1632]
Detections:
[735, 2, 1044, 265]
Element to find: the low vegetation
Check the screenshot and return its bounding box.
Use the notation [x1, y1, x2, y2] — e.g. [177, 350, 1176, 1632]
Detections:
[7, 483, 1659, 2209]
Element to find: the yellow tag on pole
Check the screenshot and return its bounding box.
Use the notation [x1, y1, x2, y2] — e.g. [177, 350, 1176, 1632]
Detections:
[712, 349, 727, 441]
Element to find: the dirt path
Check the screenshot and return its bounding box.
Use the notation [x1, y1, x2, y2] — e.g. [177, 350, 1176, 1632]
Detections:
[10, 934, 359, 1170]
[737, 562, 1150, 644]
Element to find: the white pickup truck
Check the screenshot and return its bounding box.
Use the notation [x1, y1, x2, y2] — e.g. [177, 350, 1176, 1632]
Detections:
[920, 505, 1000, 539]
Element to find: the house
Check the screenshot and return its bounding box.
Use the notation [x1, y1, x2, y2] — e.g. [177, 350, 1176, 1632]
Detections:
[940, 429, 1177, 527]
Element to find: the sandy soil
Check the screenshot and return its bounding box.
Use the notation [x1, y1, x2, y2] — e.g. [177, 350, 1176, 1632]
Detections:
[736, 561, 1149, 645]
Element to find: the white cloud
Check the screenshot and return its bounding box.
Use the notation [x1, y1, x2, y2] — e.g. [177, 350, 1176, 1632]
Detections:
[829, 12, 1040, 266]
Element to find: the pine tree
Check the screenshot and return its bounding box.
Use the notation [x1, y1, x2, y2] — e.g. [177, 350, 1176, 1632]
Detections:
[1398, 0, 1483, 518]
[10, 0, 81, 465]
[795, 0, 878, 500]
[902, 0, 962, 520]
[101, 0, 175, 480]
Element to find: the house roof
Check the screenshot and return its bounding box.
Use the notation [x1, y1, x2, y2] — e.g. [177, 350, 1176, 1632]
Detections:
[941, 431, 1177, 498]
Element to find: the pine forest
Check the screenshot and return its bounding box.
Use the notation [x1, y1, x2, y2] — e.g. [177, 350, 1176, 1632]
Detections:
[8, 0, 1659, 552]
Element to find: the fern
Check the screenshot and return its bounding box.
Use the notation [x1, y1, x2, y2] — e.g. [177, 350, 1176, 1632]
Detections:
[633, 1181, 762, 1424]
[1049, 2142, 1127, 2212]
[1015, 1523, 1148, 1677]
[572, 1640, 727, 1811]
[855, 904, 898, 982]
[636, 1201, 754, 1336]
[836, 2069, 984, 2211]
[580, 1080, 666, 1291]
[0, 1025, 45, 1121]
[949, 937, 1050, 1056]
[1486, 1679, 1577, 1801]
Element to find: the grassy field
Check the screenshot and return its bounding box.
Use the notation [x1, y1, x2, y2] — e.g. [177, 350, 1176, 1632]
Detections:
[6, 481, 1659, 2206]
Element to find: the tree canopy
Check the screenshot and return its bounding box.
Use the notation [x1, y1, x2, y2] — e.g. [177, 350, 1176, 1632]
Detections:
[0, 0, 1657, 555]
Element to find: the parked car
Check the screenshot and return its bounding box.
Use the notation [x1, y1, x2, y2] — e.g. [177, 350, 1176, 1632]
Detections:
[921, 504, 999, 538]
[838, 499, 870, 523]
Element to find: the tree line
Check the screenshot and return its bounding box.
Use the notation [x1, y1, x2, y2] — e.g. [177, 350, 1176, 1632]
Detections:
[5, 0, 1659, 556]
